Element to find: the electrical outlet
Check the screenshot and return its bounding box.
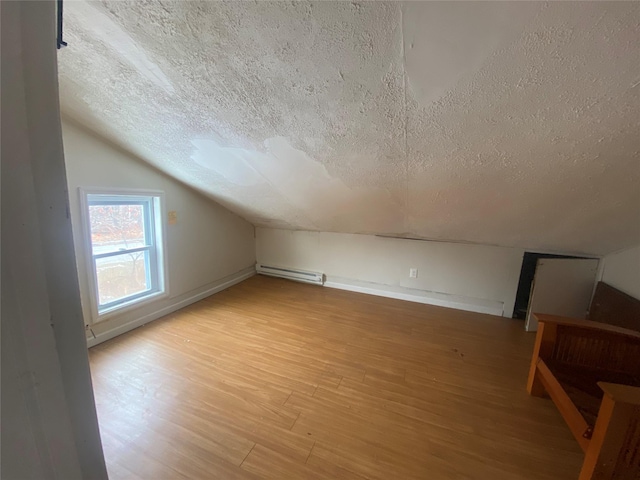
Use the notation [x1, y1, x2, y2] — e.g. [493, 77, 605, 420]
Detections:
[409, 268, 418, 278]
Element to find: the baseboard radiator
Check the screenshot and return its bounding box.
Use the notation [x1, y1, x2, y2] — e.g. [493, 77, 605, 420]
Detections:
[256, 264, 324, 286]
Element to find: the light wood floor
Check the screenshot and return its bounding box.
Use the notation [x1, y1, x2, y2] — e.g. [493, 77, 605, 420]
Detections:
[89, 275, 583, 479]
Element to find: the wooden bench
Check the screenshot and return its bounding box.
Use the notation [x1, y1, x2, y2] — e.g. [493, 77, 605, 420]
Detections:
[527, 313, 640, 479]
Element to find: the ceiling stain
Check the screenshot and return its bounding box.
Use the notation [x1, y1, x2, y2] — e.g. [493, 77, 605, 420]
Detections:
[58, 1, 640, 255]
[66, 0, 175, 94]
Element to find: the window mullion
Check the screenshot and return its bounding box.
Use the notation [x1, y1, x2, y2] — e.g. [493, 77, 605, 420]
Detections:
[93, 245, 151, 260]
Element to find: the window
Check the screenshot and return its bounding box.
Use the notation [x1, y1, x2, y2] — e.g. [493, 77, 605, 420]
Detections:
[81, 190, 166, 320]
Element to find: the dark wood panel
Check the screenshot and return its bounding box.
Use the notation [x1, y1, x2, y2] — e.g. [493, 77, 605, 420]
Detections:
[589, 281, 640, 332]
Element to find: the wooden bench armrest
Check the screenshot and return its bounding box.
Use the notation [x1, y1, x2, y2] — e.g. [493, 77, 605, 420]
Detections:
[534, 314, 640, 341]
[579, 383, 640, 479]
[598, 382, 640, 405]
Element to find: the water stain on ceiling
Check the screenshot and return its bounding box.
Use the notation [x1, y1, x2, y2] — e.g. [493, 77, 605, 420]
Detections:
[58, 1, 640, 255]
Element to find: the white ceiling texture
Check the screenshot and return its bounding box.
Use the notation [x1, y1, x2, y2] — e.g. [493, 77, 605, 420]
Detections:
[58, 1, 640, 256]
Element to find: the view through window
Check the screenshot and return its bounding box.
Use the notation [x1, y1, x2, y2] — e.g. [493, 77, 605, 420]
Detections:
[84, 192, 165, 317]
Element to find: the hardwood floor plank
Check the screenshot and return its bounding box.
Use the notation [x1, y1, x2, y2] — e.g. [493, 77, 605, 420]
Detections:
[90, 275, 584, 479]
[240, 444, 328, 480]
[308, 440, 468, 480]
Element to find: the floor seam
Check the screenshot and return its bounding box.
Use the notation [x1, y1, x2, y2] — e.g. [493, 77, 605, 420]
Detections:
[290, 411, 301, 431]
[305, 441, 316, 465]
[239, 443, 256, 468]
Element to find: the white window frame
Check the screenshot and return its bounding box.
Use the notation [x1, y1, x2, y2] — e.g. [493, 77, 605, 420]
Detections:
[79, 187, 168, 323]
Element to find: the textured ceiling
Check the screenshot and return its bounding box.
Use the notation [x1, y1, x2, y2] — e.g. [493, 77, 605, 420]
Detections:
[58, 1, 640, 256]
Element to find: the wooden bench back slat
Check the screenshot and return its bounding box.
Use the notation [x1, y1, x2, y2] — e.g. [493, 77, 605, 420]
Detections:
[551, 326, 640, 377]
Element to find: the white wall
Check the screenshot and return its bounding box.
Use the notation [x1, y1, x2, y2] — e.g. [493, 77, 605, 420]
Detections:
[1, 1, 107, 477]
[600, 244, 640, 300]
[62, 121, 256, 344]
[256, 228, 524, 317]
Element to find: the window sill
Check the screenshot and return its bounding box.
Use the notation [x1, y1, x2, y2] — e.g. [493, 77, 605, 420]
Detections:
[92, 289, 168, 324]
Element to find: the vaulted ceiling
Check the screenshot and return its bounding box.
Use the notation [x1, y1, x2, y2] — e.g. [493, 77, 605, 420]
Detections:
[58, 1, 640, 256]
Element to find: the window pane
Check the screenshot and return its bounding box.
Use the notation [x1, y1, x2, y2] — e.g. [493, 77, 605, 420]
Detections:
[95, 251, 150, 307]
[89, 204, 147, 255]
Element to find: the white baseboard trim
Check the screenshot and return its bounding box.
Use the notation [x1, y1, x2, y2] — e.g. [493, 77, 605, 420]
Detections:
[86, 266, 256, 348]
[324, 276, 504, 316]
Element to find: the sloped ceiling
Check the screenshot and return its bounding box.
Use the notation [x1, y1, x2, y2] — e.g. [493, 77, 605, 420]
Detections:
[58, 1, 640, 256]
